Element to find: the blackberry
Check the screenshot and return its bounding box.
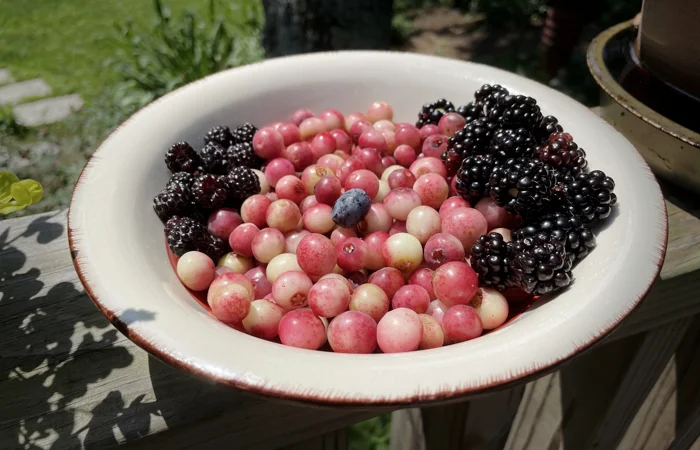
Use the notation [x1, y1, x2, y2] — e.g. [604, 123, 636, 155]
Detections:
[562, 170, 617, 223]
[455, 154, 499, 201]
[490, 95, 543, 129]
[534, 115, 563, 145]
[416, 98, 455, 128]
[470, 232, 513, 291]
[232, 123, 258, 145]
[166, 172, 194, 192]
[447, 118, 499, 157]
[489, 128, 537, 162]
[199, 142, 229, 174]
[536, 132, 588, 175]
[165, 142, 201, 173]
[456, 101, 482, 123]
[514, 211, 596, 262]
[474, 84, 509, 118]
[226, 166, 261, 202]
[202, 234, 230, 261]
[489, 158, 555, 217]
[226, 142, 263, 170]
[442, 149, 464, 177]
[153, 188, 193, 221]
[510, 234, 573, 295]
[165, 216, 208, 257]
[204, 125, 234, 148]
[192, 174, 228, 209]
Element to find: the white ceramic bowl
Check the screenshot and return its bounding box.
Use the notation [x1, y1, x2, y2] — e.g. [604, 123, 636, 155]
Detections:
[69, 51, 667, 406]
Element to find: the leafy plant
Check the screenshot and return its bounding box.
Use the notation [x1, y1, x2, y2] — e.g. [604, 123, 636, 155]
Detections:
[0, 172, 43, 214]
[0, 105, 29, 138]
[348, 414, 391, 450]
[112, 0, 264, 109]
[470, 0, 546, 27]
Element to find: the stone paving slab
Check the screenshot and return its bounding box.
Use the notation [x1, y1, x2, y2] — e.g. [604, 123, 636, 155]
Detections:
[0, 142, 60, 170]
[13, 94, 83, 127]
[0, 69, 14, 85]
[0, 78, 52, 105]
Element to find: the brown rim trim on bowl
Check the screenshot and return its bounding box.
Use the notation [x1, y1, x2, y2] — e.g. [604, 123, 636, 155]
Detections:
[68, 52, 669, 407]
[586, 20, 700, 149]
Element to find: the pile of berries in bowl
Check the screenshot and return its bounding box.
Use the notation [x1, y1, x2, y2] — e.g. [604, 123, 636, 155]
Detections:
[153, 83, 617, 354]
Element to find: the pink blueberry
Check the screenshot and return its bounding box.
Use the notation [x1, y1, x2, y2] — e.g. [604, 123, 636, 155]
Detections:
[377, 308, 423, 353]
[327, 311, 378, 354]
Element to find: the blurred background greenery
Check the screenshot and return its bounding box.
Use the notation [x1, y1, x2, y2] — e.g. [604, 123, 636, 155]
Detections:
[0, 0, 640, 446]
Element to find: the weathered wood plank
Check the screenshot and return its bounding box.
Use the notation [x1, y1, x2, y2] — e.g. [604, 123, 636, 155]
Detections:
[660, 184, 700, 280]
[281, 428, 348, 450]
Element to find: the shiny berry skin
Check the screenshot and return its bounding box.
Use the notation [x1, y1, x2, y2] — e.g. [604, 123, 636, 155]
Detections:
[277, 122, 301, 146]
[439, 196, 471, 220]
[433, 262, 479, 307]
[308, 278, 352, 318]
[367, 100, 394, 123]
[423, 233, 465, 268]
[317, 153, 345, 173]
[241, 194, 271, 228]
[264, 157, 295, 188]
[363, 231, 390, 271]
[208, 276, 253, 323]
[314, 175, 342, 205]
[353, 148, 384, 176]
[337, 158, 367, 187]
[377, 308, 423, 353]
[349, 119, 373, 143]
[358, 129, 388, 154]
[266, 253, 302, 283]
[368, 267, 405, 300]
[336, 237, 368, 272]
[332, 189, 372, 228]
[389, 220, 407, 235]
[303, 203, 335, 234]
[374, 119, 395, 132]
[310, 132, 337, 161]
[383, 188, 422, 221]
[344, 112, 368, 132]
[177, 251, 216, 291]
[392, 285, 430, 313]
[330, 226, 357, 246]
[217, 252, 254, 274]
[382, 232, 423, 273]
[253, 169, 270, 194]
[290, 108, 314, 126]
[418, 314, 445, 349]
[474, 197, 514, 230]
[394, 144, 418, 167]
[395, 125, 421, 150]
[284, 230, 310, 254]
[442, 304, 483, 343]
[382, 156, 396, 169]
[349, 283, 390, 322]
[299, 117, 327, 141]
[427, 299, 448, 326]
[278, 309, 327, 350]
[382, 129, 397, 154]
[229, 223, 260, 257]
[302, 165, 335, 195]
[320, 109, 345, 131]
[413, 173, 449, 209]
[329, 129, 353, 152]
[253, 127, 285, 159]
[244, 266, 273, 299]
[283, 142, 314, 171]
[422, 134, 450, 159]
[410, 156, 448, 179]
[375, 180, 391, 203]
[272, 271, 313, 311]
[207, 208, 242, 240]
[242, 299, 285, 339]
[405, 205, 442, 245]
[408, 267, 436, 299]
[471, 287, 509, 330]
[251, 228, 285, 263]
[300, 195, 319, 214]
[441, 207, 488, 251]
[356, 203, 392, 235]
[381, 164, 404, 181]
[276, 175, 307, 205]
[266, 199, 301, 233]
[344, 169, 380, 199]
[388, 168, 417, 189]
[419, 124, 441, 142]
[296, 233, 337, 278]
[327, 311, 378, 354]
[438, 112, 467, 137]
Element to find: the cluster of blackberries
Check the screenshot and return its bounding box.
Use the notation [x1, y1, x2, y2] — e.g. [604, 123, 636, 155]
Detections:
[153, 124, 262, 260]
[417, 84, 617, 296]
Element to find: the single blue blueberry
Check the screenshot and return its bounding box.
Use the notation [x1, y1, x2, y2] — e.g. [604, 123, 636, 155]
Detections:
[332, 188, 371, 228]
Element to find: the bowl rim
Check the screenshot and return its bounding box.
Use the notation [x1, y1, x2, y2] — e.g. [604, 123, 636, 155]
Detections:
[68, 50, 669, 406]
[587, 20, 700, 149]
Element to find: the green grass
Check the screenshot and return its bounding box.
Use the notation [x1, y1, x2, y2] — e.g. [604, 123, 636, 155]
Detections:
[0, 0, 212, 104]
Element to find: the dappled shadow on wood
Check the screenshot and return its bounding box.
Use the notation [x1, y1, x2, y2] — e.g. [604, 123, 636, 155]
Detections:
[0, 214, 157, 449]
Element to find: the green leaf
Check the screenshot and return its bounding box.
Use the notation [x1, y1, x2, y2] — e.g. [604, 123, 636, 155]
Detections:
[0, 202, 28, 214]
[0, 172, 19, 203]
[15, 179, 43, 204]
[11, 182, 32, 207]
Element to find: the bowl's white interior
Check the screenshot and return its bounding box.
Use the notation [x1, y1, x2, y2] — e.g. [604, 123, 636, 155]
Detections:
[70, 51, 666, 404]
